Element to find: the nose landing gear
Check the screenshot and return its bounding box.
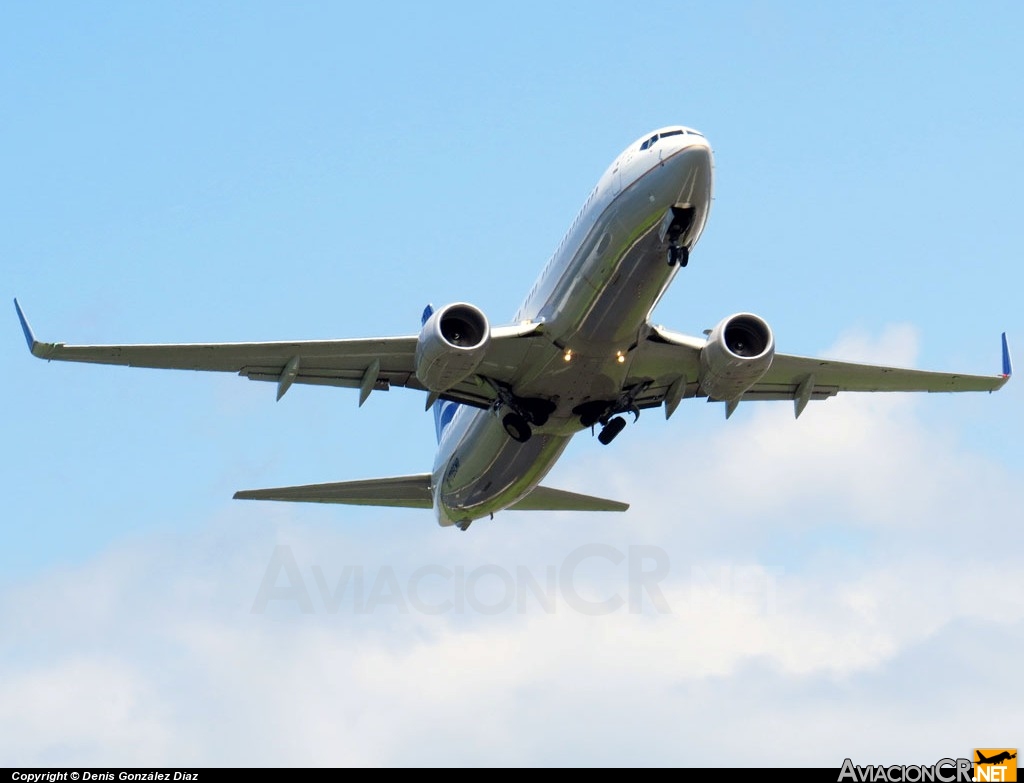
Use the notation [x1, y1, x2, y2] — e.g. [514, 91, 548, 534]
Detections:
[661, 203, 695, 267]
[667, 244, 689, 267]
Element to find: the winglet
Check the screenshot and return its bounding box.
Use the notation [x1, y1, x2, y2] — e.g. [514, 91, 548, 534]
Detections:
[13, 298, 44, 356]
[1001, 332, 1012, 378]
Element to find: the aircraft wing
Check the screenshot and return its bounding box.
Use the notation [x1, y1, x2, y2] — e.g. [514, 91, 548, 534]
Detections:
[14, 299, 541, 408]
[629, 325, 1012, 418]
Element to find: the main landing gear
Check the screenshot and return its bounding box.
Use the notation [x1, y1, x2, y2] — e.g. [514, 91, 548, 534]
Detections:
[502, 413, 532, 443]
[490, 382, 557, 444]
[597, 415, 627, 445]
[574, 387, 646, 447]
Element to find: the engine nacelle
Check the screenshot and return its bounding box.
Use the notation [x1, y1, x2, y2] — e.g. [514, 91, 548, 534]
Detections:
[699, 313, 775, 401]
[415, 302, 491, 392]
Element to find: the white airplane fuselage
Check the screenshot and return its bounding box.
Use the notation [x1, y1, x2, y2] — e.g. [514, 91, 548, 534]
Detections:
[433, 128, 714, 527]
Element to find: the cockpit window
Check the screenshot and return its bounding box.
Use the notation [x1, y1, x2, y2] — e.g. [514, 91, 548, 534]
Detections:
[641, 128, 703, 150]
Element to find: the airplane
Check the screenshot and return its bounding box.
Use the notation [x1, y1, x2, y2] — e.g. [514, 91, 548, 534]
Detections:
[976, 752, 1017, 765]
[14, 125, 1013, 531]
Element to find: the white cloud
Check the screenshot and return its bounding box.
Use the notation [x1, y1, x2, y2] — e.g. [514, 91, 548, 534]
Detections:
[0, 327, 1020, 766]
[0, 657, 172, 765]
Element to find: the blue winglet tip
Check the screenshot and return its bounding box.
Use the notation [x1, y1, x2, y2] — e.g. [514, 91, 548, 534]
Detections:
[1001, 332, 1012, 378]
[13, 298, 37, 352]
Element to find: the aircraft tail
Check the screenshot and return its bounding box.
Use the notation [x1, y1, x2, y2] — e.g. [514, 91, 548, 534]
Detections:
[422, 304, 461, 443]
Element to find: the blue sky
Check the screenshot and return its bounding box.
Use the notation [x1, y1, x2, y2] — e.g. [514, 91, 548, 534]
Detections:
[2, 1, 1022, 766]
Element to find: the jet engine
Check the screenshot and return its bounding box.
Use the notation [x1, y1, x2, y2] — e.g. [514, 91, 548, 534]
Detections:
[415, 302, 491, 392]
[699, 313, 775, 401]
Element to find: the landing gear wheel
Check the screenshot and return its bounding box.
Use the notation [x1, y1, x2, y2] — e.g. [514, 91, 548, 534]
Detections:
[597, 415, 627, 445]
[502, 413, 532, 443]
[668, 245, 689, 267]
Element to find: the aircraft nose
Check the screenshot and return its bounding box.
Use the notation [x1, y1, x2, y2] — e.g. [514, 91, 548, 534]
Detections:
[669, 137, 713, 173]
[661, 130, 712, 162]
[682, 133, 711, 154]
[692, 139, 713, 168]
[664, 141, 714, 208]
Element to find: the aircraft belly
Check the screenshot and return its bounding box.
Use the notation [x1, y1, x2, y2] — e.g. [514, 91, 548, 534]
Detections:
[432, 145, 713, 526]
[542, 145, 711, 352]
[436, 413, 571, 524]
[514, 355, 627, 424]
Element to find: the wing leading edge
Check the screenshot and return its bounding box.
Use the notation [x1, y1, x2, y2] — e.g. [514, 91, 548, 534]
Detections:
[14, 299, 1011, 420]
[630, 324, 1011, 419]
[13, 299, 541, 410]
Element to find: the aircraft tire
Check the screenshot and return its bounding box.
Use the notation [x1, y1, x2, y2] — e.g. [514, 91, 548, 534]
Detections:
[502, 413, 532, 443]
[597, 415, 626, 445]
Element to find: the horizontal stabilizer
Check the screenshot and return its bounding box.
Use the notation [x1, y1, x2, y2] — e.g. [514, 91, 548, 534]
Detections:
[234, 474, 432, 508]
[508, 485, 629, 512]
[233, 475, 628, 514]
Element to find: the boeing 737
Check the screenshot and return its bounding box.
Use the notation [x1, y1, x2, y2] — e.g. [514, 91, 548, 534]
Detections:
[14, 125, 1012, 530]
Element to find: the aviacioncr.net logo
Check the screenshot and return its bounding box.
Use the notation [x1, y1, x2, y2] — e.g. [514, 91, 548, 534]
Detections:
[838, 758, 973, 782]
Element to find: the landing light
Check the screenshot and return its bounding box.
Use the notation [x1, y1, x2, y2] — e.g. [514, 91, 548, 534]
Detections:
[616, 351, 626, 364]
[564, 349, 573, 362]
